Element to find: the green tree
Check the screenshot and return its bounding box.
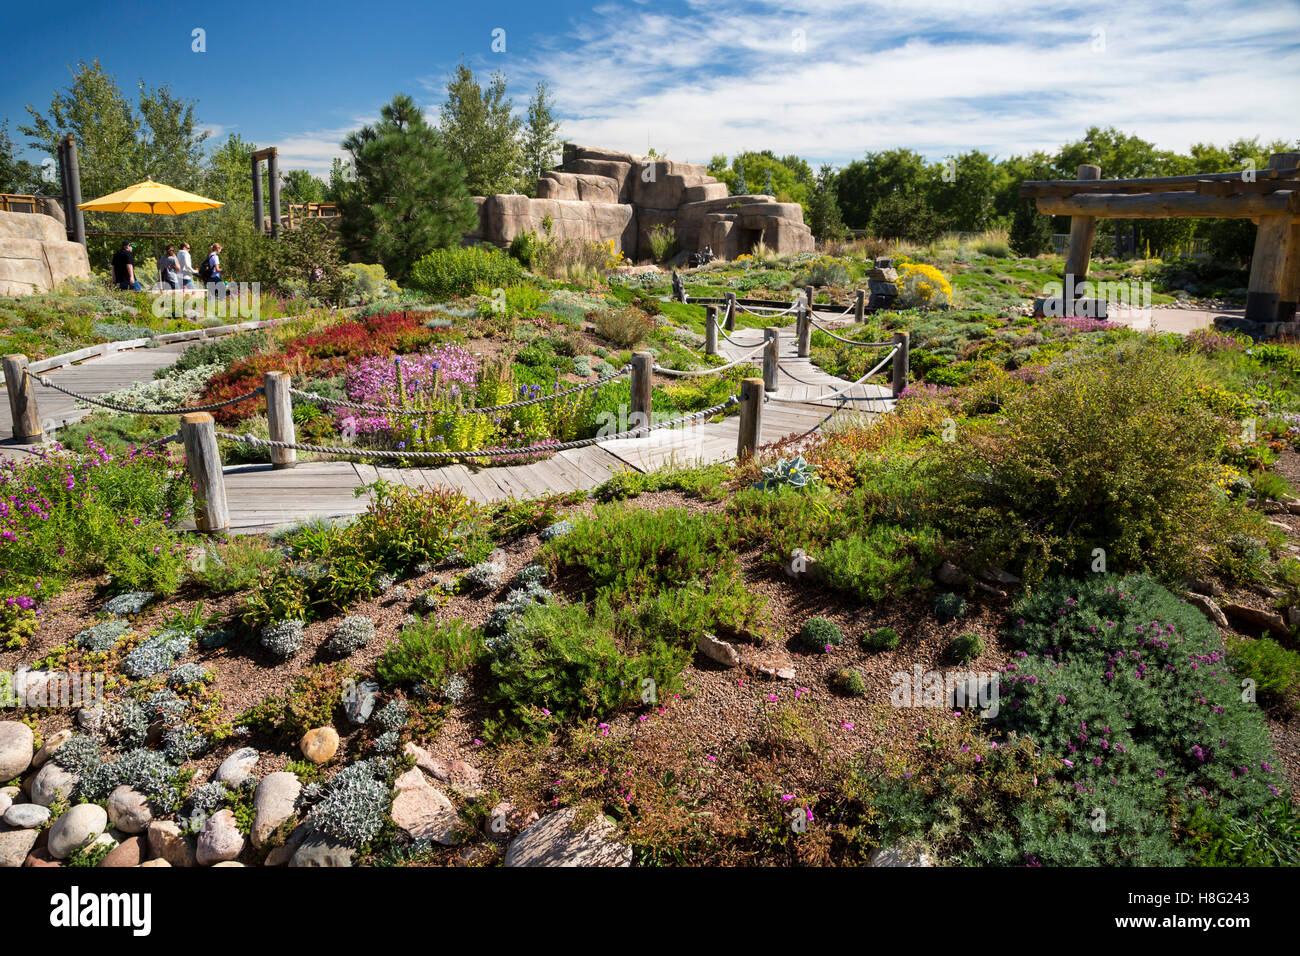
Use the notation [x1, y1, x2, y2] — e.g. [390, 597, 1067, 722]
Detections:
[519, 82, 561, 195]
[281, 168, 327, 205]
[835, 149, 931, 230]
[339, 93, 475, 279]
[0, 121, 39, 193]
[807, 164, 845, 241]
[930, 151, 1006, 233]
[439, 64, 521, 195]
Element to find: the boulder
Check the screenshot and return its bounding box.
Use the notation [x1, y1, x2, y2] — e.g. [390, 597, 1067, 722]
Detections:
[48, 803, 108, 859]
[0, 722, 34, 781]
[1184, 593, 1229, 630]
[1221, 602, 1289, 636]
[99, 835, 146, 868]
[0, 211, 91, 296]
[107, 786, 153, 834]
[299, 727, 339, 764]
[146, 821, 195, 867]
[214, 747, 259, 786]
[251, 772, 301, 847]
[696, 632, 740, 668]
[196, 808, 245, 865]
[32, 728, 73, 768]
[503, 806, 631, 867]
[3, 803, 50, 829]
[390, 768, 462, 845]
[138, 858, 171, 867]
[0, 825, 39, 867]
[343, 682, 379, 725]
[289, 831, 354, 867]
[30, 762, 77, 807]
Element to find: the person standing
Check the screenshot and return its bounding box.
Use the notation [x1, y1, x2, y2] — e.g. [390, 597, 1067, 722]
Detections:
[160, 245, 182, 289]
[177, 242, 197, 288]
[111, 241, 139, 291]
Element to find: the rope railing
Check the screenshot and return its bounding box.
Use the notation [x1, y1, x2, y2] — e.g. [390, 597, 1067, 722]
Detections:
[807, 318, 891, 348]
[289, 364, 632, 416]
[30, 370, 265, 415]
[213, 395, 739, 461]
[765, 348, 898, 405]
[735, 298, 801, 318]
[653, 343, 766, 378]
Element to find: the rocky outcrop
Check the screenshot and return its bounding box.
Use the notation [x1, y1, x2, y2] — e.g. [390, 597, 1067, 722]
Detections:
[0, 209, 91, 296]
[466, 143, 814, 262]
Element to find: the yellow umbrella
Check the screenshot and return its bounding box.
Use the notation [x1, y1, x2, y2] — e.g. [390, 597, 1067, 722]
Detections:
[78, 177, 224, 259]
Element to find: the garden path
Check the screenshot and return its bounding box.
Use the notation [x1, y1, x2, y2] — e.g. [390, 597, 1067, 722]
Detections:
[1, 312, 891, 532]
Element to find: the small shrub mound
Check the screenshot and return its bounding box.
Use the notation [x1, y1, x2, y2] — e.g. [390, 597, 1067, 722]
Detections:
[407, 245, 523, 298]
[860, 626, 900, 652]
[796, 617, 843, 653]
[932, 592, 967, 622]
[1227, 636, 1300, 700]
[831, 667, 867, 697]
[950, 631, 984, 663]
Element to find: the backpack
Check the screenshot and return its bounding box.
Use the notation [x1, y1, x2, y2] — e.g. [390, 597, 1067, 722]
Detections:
[198, 255, 214, 283]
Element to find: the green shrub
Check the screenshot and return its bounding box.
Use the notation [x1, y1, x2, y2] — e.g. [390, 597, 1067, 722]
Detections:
[932, 592, 967, 622]
[345, 263, 401, 305]
[818, 524, 942, 603]
[925, 343, 1234, 583]
[1227, 636, 1300, 699]
[239, 662, 355, 741]
[950, 631, 984, 662]
[796, 616, 843, 652]
[377, 617, 482, 689]
[592, 306, 655, 348]
[831, 667, 867, 696]
[193, 536, 283, 595]
[407, 245, 524, 298]
[860, 626, 899, 651]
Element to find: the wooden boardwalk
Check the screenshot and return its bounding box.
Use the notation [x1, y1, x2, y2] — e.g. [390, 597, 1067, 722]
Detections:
[2, 313, 892, 532]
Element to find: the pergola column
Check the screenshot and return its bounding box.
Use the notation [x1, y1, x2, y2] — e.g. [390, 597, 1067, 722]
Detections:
[1063, 164, 1101, 310]
[1251, 152, 1300, 324]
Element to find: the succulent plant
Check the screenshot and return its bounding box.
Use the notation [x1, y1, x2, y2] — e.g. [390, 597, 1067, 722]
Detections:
[796, 616, 843, 652]
[102, 591, 157, 617]
[74, 619, 131, 653]
[121, 629, 192, 679]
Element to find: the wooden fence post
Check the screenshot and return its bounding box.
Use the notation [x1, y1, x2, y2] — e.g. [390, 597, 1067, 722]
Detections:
[725, 292, 736, 331]
[181, 412, 229, 533]
[630, 351, 653, 435]
[796, 304, 811, 358]
[804, 285, 814, 315]
[854, 289, 865, 324]
[763, 327, 780, 392]
[891, 331, 910, 398]
[1246, 152, 1300, 324]
[1064, 164, 1101, 314]
[264, 371, 296, 469]
[737, 377, 764, 459]
[705, 306, 718, 355]
[2, 355, 43, 444]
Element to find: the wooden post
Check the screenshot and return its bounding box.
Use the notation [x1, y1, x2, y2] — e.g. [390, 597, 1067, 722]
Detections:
[1247, 152, 1300, 324]
[267, 149, 282, 239]
[630, 351, 653, 435]
[1281, 220, 1300, 324]
[61, 135, 85, 247]
[891, 331, 910, 398]
[264, 371, 296, 470]
[737, 378, 764, 459]
[251, 155, 264, 235]
[180, 413, 229, 533]
[2, 355, 43, 443]
[394, 356, 406, 407]
[854, 289, 865, 324]
[796, 304, 811, 358]
[725, 292, 736, 331]
[705, 306, 718, 355]
[1064, 164, 1101, 314]
[804, 285, 814, 314]
[763, 326, 780, 392]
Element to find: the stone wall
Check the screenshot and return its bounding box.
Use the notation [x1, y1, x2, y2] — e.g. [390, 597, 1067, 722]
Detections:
[466, 144, 814, 261]
[0, 208, 92, 297]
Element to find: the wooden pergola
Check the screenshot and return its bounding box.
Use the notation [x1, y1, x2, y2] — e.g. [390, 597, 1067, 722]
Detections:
[1020, 151, 1300, 330]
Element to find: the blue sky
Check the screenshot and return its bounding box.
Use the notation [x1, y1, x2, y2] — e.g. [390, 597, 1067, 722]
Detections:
[3, 0, 1298, 176]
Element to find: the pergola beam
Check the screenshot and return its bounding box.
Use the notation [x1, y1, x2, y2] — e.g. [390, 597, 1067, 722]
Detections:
[1036, 189, 1298, 219]
[1020, 166, 1300, 197]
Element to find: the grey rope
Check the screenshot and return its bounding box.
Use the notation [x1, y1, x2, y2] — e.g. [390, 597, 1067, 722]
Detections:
[766, 349, 897, 405]
[807, 318, 891, 347]
[213, 396, 739, 460]
[31, 371, 264, 415]
[142, 431, 181, 449]
[288, 364, 632, 416]
[653, 343, 766, 377]
[735, 299, 800, 318]
[711, 315, 754, 348]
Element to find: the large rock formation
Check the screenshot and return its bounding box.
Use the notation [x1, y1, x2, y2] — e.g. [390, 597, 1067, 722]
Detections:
[0, 208, 91, 297]
[467, 144, 814, 262]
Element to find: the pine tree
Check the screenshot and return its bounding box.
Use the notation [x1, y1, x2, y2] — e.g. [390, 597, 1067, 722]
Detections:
[519, 82, 561, 195]
[734, 159, 748, 196]
[339, 93, 476, 279]
[1009, 197, 1053, 257]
